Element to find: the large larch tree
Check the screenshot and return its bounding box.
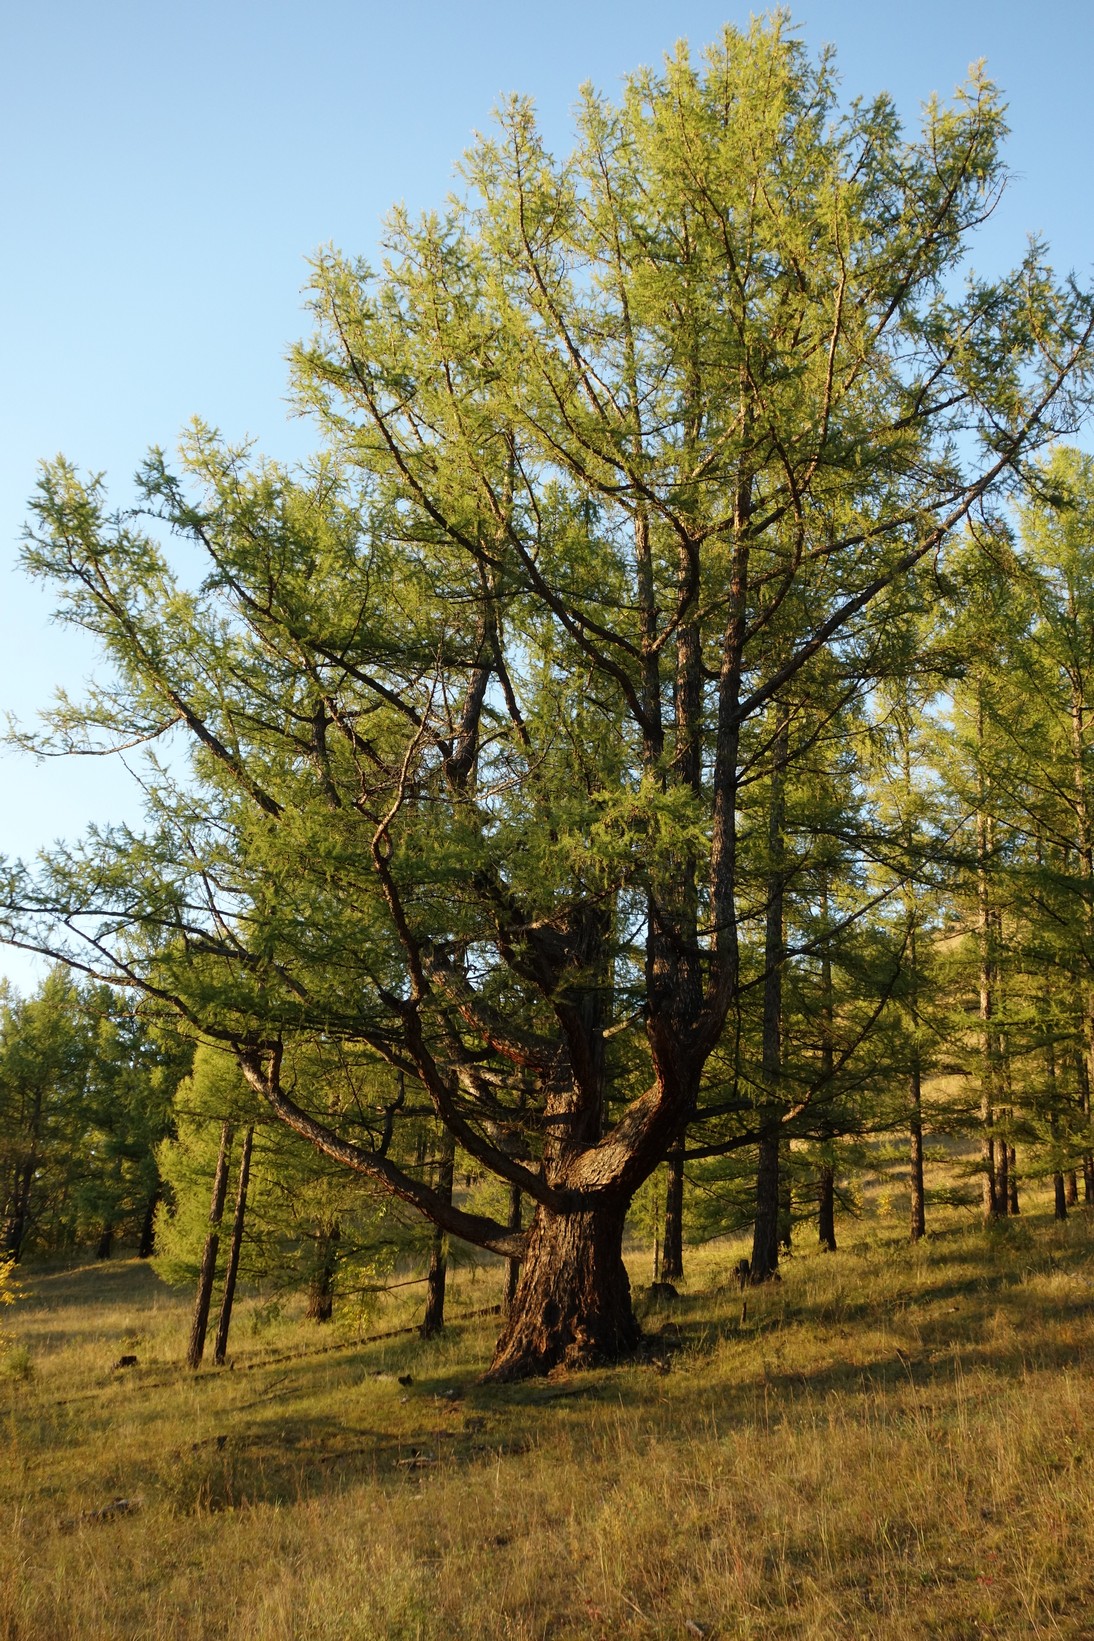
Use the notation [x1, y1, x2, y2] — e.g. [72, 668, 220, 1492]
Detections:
[5, 20, 1094, 1377]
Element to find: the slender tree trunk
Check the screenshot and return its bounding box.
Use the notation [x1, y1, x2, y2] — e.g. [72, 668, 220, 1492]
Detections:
[503, 1181, 522, 1316]
[485, 1199, 638, 1381]
[421, 1130, 455, 1338]
[752, 707, 788, 1283]
[1055, 1169, 1069, 1221]
[1067, 662, 1094, 1209]
[213, 1124, 253, 1365]
[661, 1139, 684, 1282]
[1046, 1019, 1067, 1221]
[96, 1224, 114, 1260]
[818, 1161, 837, 1252]
[996, 1120, 1010, 1215]
[305, 1221, 340, 1323]
[976, 759, 1001, 1222]
[909, 1076, 926, 1242]
[1007, 1145, 1019, 1214]
[1067, 1170, 1080, 1206]
[186, 1120, 232, 1371]
[818, 882, 838, 1254]
[137, 1186, 159, 1258]
[5, 1095, 42, 1262]
[778, 1138, 792, 1252]
[904, 906, 927, 1243]
[751, 1126, 781, 1282]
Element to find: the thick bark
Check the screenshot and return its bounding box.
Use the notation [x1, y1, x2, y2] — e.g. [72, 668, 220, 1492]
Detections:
[421, 1130, 455, 1338]
[213, 1125, 253, 1365]
[661, 1140, 684, 1283]
[817, 1161, 837, 1252]
[186, 1120, 232, 1371]
[485, 1199, 638, 1381]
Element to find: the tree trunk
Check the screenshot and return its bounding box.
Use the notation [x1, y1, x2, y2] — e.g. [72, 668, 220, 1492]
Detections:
[137, 1186, 159, 1258]
[305, 1222, 340, 1323]
[906, 908, 926, 1243]
[661, 1139, 684, 1282]
[1067, 1170, 1079, 1206]
[485, 1199, 639, 1381]
[817, 1161, 836, 1252]
[421, 1130, 455, 1338]
[976, 772, 1001, 1222]
[503, 1181, 522, 1316]
[213, 1125, 253, 1365]
[4, 1154, 38, 1263]
[752, 706, 788, 1283]
[1055, 1171, 1069, 1221]
[1047, 1006, 1067, 1222]
[909, 1077, 926, 1243]
[996, 1121, 1009, 1215]
[751, 1126, 781, 1282]
[778, 1138, 792, 1252]
[186, 1120, 232, 1371]
[96, 1224, 114, 1260]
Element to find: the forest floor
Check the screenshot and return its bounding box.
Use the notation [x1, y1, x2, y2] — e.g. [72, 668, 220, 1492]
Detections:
[3, 1201, 1094, 1639]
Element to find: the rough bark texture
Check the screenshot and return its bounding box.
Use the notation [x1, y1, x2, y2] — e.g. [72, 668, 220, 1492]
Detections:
[186, 1120, 232, 1371]
[661, 1140, 685, 1282]
[485, 1201, 638, 1381]
[213, 1124, 253, 1365]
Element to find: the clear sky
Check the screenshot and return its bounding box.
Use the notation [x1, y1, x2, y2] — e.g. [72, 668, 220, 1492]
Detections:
[2, 0, 1091, 991]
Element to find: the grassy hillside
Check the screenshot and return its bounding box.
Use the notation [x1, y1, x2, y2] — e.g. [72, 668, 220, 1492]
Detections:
[3, 1205, 1094, 1639]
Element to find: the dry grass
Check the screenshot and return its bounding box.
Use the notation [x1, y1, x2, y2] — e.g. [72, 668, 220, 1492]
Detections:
[3, 1203, 1094, 1640]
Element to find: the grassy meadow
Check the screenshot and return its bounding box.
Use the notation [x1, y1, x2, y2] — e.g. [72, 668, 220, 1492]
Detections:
[3, 1197, 1094, 1640]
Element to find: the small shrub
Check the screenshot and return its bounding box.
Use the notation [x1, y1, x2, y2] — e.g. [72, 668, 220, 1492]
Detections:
[2, 1345, 33, 1380]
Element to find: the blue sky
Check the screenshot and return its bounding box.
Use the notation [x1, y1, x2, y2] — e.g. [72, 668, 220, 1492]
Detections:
[1, 0, 1091, 991]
